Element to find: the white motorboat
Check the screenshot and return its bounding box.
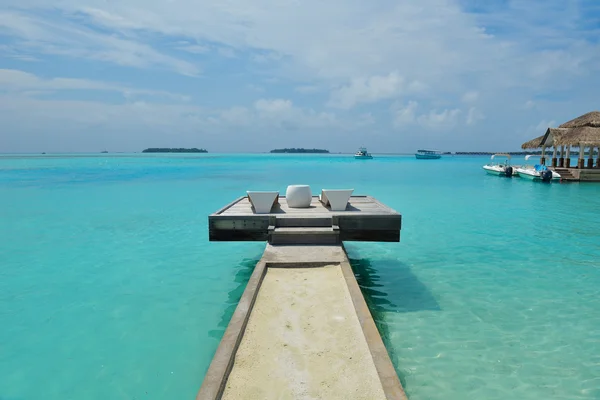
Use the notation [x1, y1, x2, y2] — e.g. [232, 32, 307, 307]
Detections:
[483, 154, 515, 177]
[515, 155, 561, 182]
[354, 147, 373, 159]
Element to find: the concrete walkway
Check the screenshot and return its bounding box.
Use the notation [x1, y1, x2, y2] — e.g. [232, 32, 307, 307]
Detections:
[221, 264, 387, 400]
[196, 244, 407, 400]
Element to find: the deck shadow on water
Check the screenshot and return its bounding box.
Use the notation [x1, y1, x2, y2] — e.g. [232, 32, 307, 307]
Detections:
[349, 256, 441, 391]
[208, 257, 260, 340]
[349, 257, 440, 314]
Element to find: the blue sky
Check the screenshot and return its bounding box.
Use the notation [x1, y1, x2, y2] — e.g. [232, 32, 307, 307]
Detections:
[0, 0, 599, 153]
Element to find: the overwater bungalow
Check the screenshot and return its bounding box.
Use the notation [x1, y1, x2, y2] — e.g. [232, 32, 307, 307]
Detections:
[521, 111, 600, 181]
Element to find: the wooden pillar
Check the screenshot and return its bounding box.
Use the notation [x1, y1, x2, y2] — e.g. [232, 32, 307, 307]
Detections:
[552, 146, 558, 167]
[596, 146, 600, 168]
[540, 146, 546, 165]
[578, 143, 585, 169]
[588, 145, 594, 168]
[559, 145, 565, 167]
[565, 145, 571, 168]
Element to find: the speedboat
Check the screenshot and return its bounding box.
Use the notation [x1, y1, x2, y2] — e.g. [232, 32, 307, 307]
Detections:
[515, 156, 560, 182]
[415, 149, 441, 159]
[354, 147, 373, 159]
[483, 153, 515, 177]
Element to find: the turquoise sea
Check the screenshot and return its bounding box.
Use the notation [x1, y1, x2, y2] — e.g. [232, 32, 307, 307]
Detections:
[1, 153, 599, 400]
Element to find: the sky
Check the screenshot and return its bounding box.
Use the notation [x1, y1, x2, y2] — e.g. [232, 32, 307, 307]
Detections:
[0, 0, 599, 153]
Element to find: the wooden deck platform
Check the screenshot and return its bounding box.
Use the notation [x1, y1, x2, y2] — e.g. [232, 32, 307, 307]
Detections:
[553, 167, 600, 182]
[209, 195, 401, 244]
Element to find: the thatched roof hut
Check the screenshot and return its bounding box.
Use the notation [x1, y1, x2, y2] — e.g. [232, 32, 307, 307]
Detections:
[521, 111, 600, 149]
[521, 135, 545, 149]
[558, 111, 600, 129]
[554, 126, 600, 146]
[521, 128, 569, 149]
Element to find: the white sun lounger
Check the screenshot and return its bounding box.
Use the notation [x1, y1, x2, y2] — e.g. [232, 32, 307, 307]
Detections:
[247, 191, 279, 214]
[319, 189, 354, 211]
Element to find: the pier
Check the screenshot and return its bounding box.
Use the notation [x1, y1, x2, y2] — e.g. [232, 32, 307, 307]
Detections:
[198, 195, 406, 399]
[209, 195, 401, 243]
[552, 167, 600, 182]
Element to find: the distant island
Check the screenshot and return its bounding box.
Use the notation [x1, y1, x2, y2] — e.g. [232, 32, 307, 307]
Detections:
[142, 148, 208, 153]
[270, 148, 329, 154]
[453, 151, 596, 156]
[455, 151, 544, 155]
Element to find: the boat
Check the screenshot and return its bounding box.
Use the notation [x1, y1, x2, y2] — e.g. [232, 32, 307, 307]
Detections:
[483, 153, 515, 177]
[354, 147, 373, 159]
[515, 155, 561, 182]
[415, 149, 441, 159]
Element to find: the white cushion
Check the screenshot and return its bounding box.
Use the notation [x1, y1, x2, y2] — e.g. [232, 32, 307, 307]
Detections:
[246, 191, 279, 214]
[320, 189, 354, 211]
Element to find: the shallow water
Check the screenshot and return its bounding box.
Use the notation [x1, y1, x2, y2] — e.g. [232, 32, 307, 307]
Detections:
[1, 154, 599, 399]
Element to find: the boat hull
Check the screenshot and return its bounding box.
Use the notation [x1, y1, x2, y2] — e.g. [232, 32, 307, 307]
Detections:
[516, 169, 539, 180]
[515, 168, 561, 181]
[483, 165, 513, 176]
[354, 155, 373, 159]
[415, 154, 441, 159]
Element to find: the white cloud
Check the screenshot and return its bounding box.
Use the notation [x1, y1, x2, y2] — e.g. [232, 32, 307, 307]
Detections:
[391, 101, 418, 127]
[466, 107, 485, 125]
[328, 71, 405, 109]
[407, 81, 429, 94]
[0, 44, 39, 62]
[462, 91, 479, 103]
[0, 11, 200, 76]
[0, 70, 346, 149]
[417, 108, 462, 129]
[248, 98, 341, 129]
[0, 0, 599, 152]
[246, 84, 265, 92]
[254, 98, 294, 114]
[524, 100, 535, 109]
[0, 69, 189, 101]
[0, 94, 354, 152]
[536, 119, 555, 131]
[176, 44, 209, 54]
[295, 85, 319, 94]
[2, 0, 599, 89]
[392, 100, 461, 129]
[217, 47, 236, 58]
[219, 106, 252, 126]
[519, 119, 556, 142]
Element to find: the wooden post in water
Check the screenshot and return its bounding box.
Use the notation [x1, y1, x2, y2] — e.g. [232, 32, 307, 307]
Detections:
[596, 146, 600, 168]
[540, 146, 546, 165]
[551, 146, 558, 167]
[565, 145, 571, 168]
[559, 145, 565, 167]
[588, 145, 594, 168]
[578, 143, 585, 169]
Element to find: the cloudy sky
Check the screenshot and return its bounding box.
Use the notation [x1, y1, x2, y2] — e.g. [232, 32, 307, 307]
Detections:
[0, 0, 599, 153]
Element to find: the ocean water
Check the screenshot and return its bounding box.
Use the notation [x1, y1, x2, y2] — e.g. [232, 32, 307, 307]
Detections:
[1, 153, 599, 400]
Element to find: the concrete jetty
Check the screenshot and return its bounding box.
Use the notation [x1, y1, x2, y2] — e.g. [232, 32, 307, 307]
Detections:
[198, 195, 406, 400]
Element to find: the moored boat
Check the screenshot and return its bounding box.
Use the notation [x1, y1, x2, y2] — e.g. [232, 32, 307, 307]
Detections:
[514, 155, 561, 182]
[354, 147, 373, 159]
[415, 149, 442, 159]
[483, 154, 515, 177]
